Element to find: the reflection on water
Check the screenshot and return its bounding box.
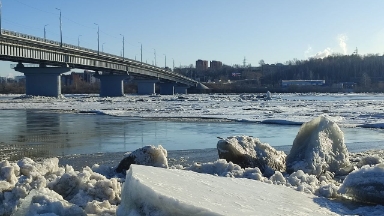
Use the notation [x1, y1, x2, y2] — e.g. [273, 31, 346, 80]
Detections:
[0, 110, 384, 161]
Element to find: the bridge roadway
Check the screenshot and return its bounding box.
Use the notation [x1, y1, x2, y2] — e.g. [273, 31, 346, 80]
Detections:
[0, 29, 204, 97]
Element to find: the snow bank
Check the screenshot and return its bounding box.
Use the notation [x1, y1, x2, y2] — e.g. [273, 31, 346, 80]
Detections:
[115, 145, 168, 174]
[12, 188, 85, 216]
[1, 154, 384, 215]
[0, 157, 121, 216]
[117, 164, 341, 216]
[183, 158, 339, 198]
[217, 135, 286, 176]
[286, 116, 352, 176]
[339, 164, 384, 205]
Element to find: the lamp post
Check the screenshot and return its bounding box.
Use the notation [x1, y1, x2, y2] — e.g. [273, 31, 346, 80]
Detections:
[55, 8, 62, 47]
[120, 34, 125, 58]
[44, 24, 48, 40]
[102, 42, 105, 52]
[163, 54, 167, 69]
[138, 42, 142, 64]
[172, 58, 175, 71]
[94, 23, 99, 55]
[77, 35, 81, 47]
[153, 49, 157, 66]
[0, 0, 2, 35]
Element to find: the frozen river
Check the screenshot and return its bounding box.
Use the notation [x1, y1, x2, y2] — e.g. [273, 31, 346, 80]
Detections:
[2, 93, 384, 215]
[1, 109, 384, 161]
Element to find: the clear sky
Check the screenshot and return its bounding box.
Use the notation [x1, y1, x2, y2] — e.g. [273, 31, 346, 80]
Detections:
[1, 0, 384, 77]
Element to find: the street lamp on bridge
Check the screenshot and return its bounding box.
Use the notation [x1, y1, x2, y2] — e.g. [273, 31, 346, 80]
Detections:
[163, 54, 167, 69]
[44, 24, 48, 40]
[55, 8, 62, 47]
[138, 42, 142, 64]
[94, 23, 99, 55]
[102, 42, 105, 52]
[120, 34, 125, 59]
[0, 0, 2, 35]
[78, 35, 82, 47]
[153, 49, 157, 66]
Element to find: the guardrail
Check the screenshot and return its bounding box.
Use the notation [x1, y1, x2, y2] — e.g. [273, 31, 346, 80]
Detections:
[1, 29, 198, 85]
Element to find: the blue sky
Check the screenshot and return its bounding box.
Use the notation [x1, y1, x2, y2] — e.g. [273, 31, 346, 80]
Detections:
[1, 0, 384, 77]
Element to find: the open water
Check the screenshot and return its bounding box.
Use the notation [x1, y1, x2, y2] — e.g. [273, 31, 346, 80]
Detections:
[1, 109, 384, 162]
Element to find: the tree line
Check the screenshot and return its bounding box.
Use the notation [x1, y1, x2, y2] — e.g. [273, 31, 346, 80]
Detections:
[261, 53, 384, 90]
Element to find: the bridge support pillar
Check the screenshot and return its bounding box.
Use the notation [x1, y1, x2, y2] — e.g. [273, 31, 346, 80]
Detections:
[174, 86, 188, 94]
[136, 80, 158, 95]
[159, 83, 175, 95]
[14, 63, 70, 97]
[94, 73, 130, 97]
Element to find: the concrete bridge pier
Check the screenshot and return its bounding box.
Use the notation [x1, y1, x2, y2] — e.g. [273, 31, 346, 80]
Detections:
[14, 63, 70, 97]
[136, 80, 158, 95]
[159, 83, 175, 95]
[174, 85, 188, 94]
[94, 73, 130, 97]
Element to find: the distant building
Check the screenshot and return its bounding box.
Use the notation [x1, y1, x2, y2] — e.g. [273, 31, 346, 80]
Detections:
[61, 70, 98, 86]
[262, 63, 284, 76]
[83, 70, 98, 83]
[196, 59, 208, 71]
[210, 60, 222, 70]
[281, 80, 325, 87]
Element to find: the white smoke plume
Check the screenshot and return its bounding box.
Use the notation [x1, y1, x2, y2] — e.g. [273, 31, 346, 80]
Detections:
[7, 73, 14, 79]
[338, 34, 348, 55]
[313, 48, 332, 59]
[304, 45, 313, 59]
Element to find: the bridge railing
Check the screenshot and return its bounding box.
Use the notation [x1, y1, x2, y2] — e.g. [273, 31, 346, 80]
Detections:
[1, 30, 153, 67]
[1, 29, 197, 84]
[1, 29, 133, 61]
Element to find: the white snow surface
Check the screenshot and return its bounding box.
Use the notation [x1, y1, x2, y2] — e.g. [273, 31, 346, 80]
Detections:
[118, 164, 340, 216]
[1, 156, 384, 215]
[1, 93, 384, 127]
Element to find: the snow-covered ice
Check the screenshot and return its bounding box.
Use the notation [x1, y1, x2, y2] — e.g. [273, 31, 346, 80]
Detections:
[1, 93, 384, 128]
[286, 116, 352, 176]
[217, 135, 286, 177]
[117, 164, 340, 216]
[339, 164, 384, 205]
[1, 151, 384, 215]
[115, 145, 168, 174]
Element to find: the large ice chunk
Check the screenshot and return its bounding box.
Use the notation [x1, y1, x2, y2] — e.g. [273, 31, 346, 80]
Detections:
[115, 145, 168, 174]
[286, 116, 352, 176]
[338, 164, 384, 205]
[217, 135, 286, 176]
[117, 164, 340, 216]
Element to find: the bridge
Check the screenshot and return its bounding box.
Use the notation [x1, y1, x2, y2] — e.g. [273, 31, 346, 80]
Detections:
[0, 29, 207, 97]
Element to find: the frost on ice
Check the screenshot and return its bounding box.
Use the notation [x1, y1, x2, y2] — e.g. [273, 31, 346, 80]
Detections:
[115, 145, 168, 174]
[217, 135, 286, 177]
[339, 164, 384, 205]
[117, 164, 339, 216]
[0, 157, 121, 216]
[286, 116, 353, 176]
